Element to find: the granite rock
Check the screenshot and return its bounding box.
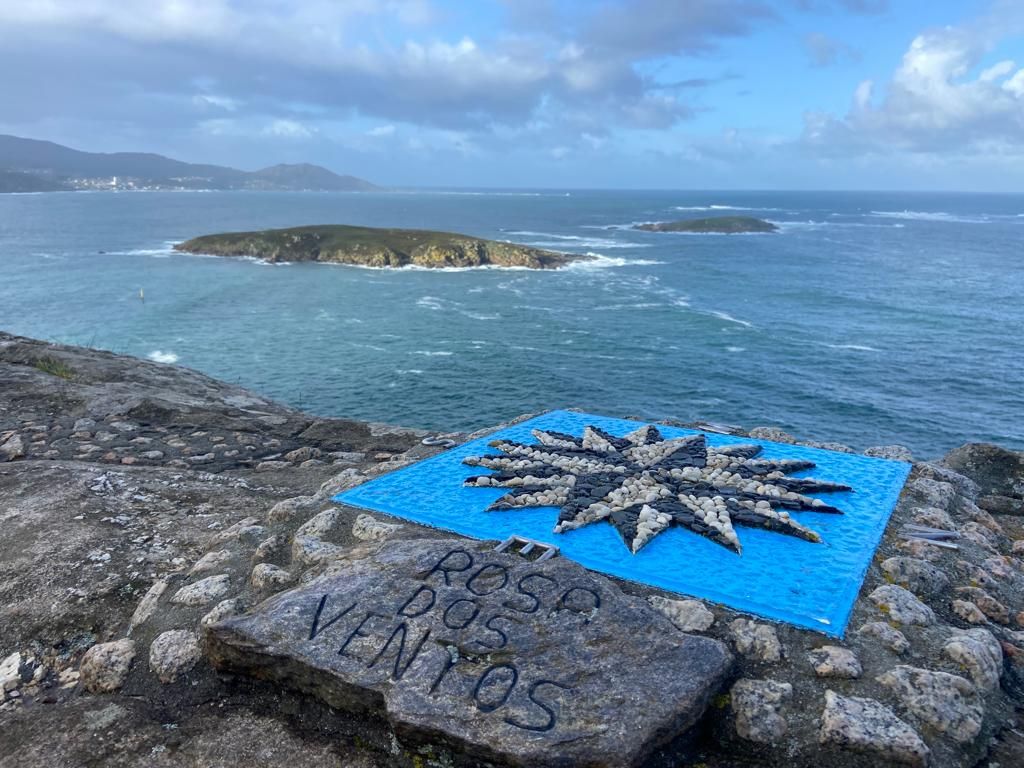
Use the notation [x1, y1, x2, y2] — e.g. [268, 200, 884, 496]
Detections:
[351, 513, 402, 542]
[881, 557, 950, 596]
[877, 665, 983, 743]
[729, 619, 783, 662]
[80, 639, 136, 693]
[648, 596, 715, 632]
[251, 563, 296, 591]
[864, 445, 914, 462]
[819, 690, 929, 767]
[942, 628, 1003, 691]
[731, 678, 791, 743]
[858, 622, 911, 654]
[942, 443, 1024, 500]
[808, 646, 862, 678]
[170, 574, 231, 606]
[951, 599, 988, 625]
[149, 629, 201, 683]
[205, 538, 733, 768]
[869, 585, 937, 626]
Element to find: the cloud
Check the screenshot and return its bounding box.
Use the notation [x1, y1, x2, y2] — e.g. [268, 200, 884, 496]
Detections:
[263, 119, 314, 139]
[804, 32, 860, 67]
[0, 0, 775, 144]
[803, 8, 1024, 155]
[367, 125, 397, 137]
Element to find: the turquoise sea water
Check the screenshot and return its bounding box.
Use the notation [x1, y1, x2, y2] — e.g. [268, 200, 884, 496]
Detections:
[0, 189, 1021, 457]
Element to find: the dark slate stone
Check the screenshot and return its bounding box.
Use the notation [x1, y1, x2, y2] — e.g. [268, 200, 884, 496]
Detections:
[205, 538, 733, 768]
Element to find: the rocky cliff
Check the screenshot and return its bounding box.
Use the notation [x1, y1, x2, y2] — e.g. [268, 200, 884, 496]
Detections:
[2, 331, 1023, 768]
[175, 225, 587, 269]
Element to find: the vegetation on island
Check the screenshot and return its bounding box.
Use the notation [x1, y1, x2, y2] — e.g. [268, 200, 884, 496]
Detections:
[174, 224, 588, 269]
[634, 216, 778, 233]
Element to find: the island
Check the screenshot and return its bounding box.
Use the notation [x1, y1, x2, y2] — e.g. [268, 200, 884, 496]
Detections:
[634, 215, 778, 234]
[174, 224, 589, 269]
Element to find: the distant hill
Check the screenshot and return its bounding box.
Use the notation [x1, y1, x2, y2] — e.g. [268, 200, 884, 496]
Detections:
[0, 135, 380, 193]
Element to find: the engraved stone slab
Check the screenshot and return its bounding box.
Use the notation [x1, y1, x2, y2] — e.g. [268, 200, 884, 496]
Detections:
[205, 538, 733, 767]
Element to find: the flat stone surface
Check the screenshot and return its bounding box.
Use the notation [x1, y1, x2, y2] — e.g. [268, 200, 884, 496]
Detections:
[205, 538, 733, 767]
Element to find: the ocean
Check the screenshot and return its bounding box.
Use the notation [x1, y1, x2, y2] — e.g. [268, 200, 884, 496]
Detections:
[1, 189, 1021, 458]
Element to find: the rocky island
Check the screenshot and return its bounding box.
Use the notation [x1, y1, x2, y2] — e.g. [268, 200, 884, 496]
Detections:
[2, 331, 1024, 768]
[174, 224, 587, 269]
[635, 215, 779, 233]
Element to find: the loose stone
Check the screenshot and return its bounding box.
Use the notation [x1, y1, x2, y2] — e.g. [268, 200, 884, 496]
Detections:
[731, 678, 792, 743]
[80, 639, 136, 693]
[284, 446, 322, 463]
[955, 586, 1009, 624]
[869, 585, 937, 626]
[200, 598, 246, 630]
[190, 549, 232, 575]
[942, 628, 1003, 690]
[648, 596, 715, 632]
[729, 618, 783, 662]
[877, 665, 983, 743]
[170, 574, 231, 606]
[912, 505, 956, 531]
[952, 599, 988, 625]
[252, 533, 288, 563]
[858, 622, 910, 654]
[881, 556, 950, 596]
[864, 444, 914, 461]
[128, 579, 168, 635]
[266, 495, 318, 523]
[351, 513, 402, 542]
[0, 431, 25, 462]
[149, 629, 201, 683]
[250, 563, 295, 591]
[819, 690, 929, 767]
[808, 646, 862, 678]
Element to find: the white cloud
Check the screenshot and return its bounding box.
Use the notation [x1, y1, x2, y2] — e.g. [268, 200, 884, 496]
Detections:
[803, 9, 1024, 155]
[192, 94, 238, 111]
[263, 119, 313, 138]
[367, 124, 396, 137]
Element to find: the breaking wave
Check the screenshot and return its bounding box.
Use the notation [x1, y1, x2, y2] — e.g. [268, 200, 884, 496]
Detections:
[147, 350, 179, 364]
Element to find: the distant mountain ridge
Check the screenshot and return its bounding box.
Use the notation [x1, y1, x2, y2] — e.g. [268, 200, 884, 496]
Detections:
[0, 135, 379, 192]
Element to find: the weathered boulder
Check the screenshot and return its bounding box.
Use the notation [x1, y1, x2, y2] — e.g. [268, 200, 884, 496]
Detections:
[648, 596, 716, 632]
[877, 666, 983, 743]
[869, 585, 936, 626]
[149, 630, 201, 683]
[819, 690, 929, 767]
[731, 678, 792, 743]
[205, 538, 733, 768]
[79, 639, 136, 693]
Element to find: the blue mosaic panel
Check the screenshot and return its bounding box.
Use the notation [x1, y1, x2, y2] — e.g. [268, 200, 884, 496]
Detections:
[335, 410, 911, 636]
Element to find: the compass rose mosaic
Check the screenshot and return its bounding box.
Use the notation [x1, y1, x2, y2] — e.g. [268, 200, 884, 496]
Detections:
[335, 410, 911, 635]
[464, 425, 850, 554]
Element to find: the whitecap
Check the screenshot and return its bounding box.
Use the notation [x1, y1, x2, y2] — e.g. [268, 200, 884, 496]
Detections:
[709, 311, 754, 328]
[726, 346, 746, 353]
[826, 343, 879, 352]
[869, 210, 989, 224]
[413, 350, 454, 356]
[147, 350, 179, 364]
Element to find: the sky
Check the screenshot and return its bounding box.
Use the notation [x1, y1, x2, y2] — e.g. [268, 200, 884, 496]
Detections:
[1, 0, 1023, 190]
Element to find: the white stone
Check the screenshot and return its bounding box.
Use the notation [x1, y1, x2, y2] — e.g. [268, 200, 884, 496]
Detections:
[128, 579, 167, 635]
[819, 690, 928, 767]
[170, 574, 231, 606]
[190, 549, 231, 575]
[352, 513, 401, 542]
[648, 596, 715, 632]
[943, 628, 1003, 691]
[731, 678, 791, 743]
[250, 563, 295, 591]
[80, 639, 136, 693]
[149, 630, 200, 683]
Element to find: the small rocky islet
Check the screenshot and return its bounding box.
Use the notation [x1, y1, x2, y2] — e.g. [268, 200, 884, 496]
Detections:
[634, 215, 779, 233]
[174, 224, 589, 269]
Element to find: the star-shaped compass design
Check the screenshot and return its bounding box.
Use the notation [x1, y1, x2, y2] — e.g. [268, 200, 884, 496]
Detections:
[463, 423, 852, 554]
